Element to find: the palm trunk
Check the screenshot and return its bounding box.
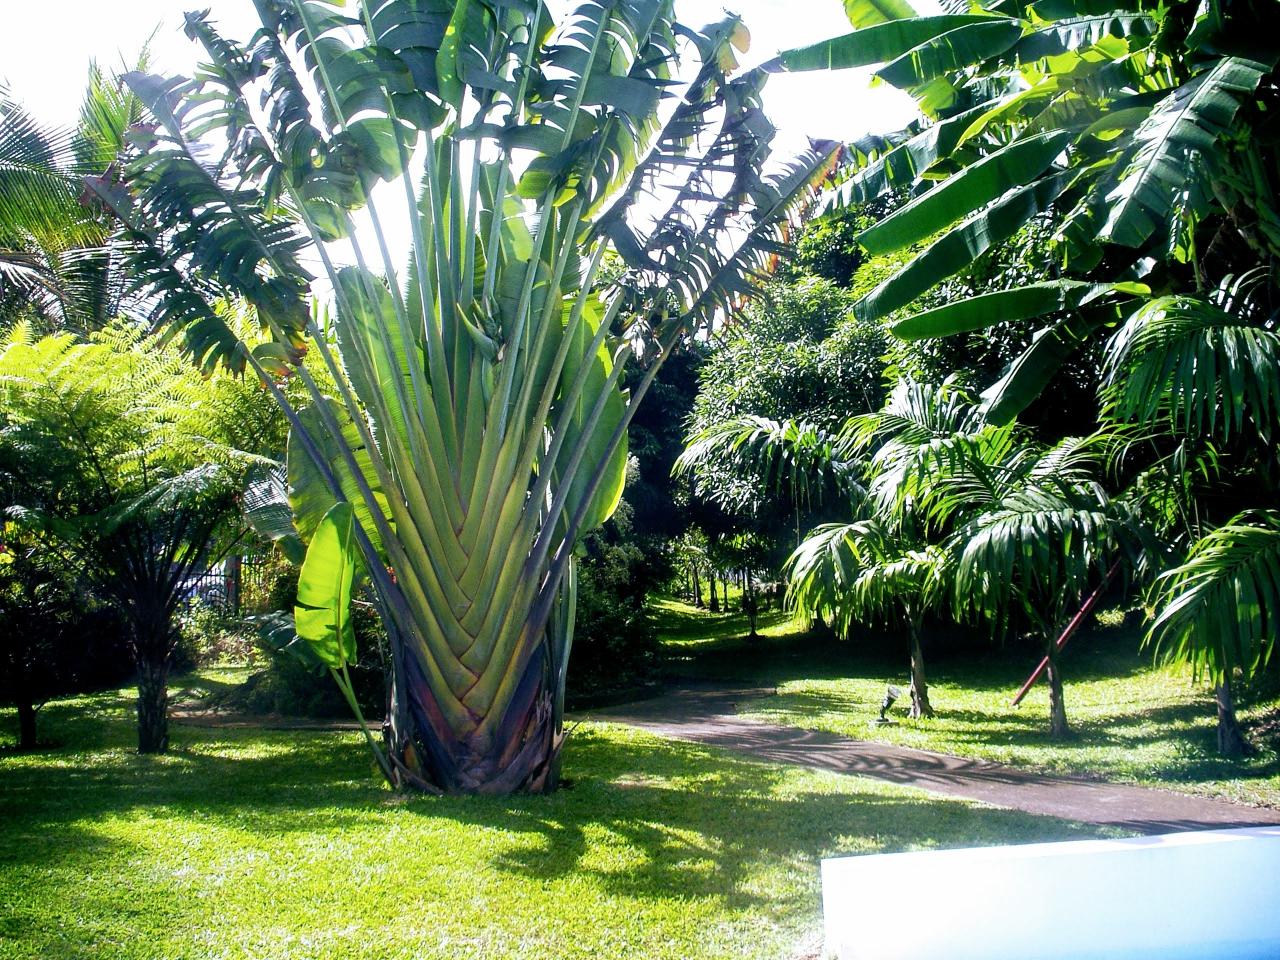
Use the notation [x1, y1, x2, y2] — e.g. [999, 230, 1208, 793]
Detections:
[1046, 646, 1070, 739]
[1215, 681, 1249, 757]
[136, 653, 170, 754]
[16, 698, 38, 751]
[692, 564, 703, 608]
[386, 618, 562, 794]
[131, 606, 174, 755]
[908, 618, 934, 719]
[708, 574, 719, 613]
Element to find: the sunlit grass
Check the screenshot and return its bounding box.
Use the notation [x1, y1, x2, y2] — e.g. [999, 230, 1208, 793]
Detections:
[653, 602, 1280, 810]
[0, 684, 1114, 960]
[650, 595, 805, 652]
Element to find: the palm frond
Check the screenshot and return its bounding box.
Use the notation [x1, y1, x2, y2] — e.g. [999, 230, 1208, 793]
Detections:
[1147, 510, 1280, 682]
[1102, 294, 1280, 443]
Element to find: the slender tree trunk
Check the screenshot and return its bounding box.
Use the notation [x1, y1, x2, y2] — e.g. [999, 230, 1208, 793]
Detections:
[16, 698, 37, 751]
[907, 618, 934, 719]
[708, 573, 719, 613]
[692, 564, 703, 608]
[225, 554, 242, 615]
[135, 649, 170, 754]
[1215, 681, 1249, 757]
[1046, 646, 1070, 739]
[745, 578, 759, 641]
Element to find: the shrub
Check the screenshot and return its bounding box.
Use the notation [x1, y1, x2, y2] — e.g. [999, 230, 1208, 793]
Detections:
[175, 597, 258, 668]
[565, 492, 665, 707]
[224, 565, 387, 719]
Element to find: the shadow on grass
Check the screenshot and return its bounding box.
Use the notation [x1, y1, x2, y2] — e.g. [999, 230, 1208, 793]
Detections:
[756, 688, 1280, 790]
[424, 729, 1105, 913]
[0, 692, 1105, 921]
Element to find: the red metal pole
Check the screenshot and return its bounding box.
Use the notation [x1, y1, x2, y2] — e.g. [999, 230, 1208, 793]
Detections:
[1011, 559, 1122, 707]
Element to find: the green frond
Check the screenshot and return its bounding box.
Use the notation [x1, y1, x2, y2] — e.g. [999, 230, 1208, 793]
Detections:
[1102, 294, 1280, 443]
[1147, 511, 1280, 683]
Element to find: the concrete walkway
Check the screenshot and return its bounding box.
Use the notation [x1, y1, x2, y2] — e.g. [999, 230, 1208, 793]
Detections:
[585, 683, 1280, 834]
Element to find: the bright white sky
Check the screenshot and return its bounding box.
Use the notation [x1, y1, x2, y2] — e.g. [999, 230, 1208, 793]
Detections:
[1, 0, 922, 154]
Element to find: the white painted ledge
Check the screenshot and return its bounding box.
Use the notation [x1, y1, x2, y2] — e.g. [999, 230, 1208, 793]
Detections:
[822, 826, 1280, 960]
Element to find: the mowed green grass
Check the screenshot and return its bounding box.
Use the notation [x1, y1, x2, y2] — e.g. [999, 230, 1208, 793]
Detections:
[1, 682, 1113, 960]
[650, 597, 1280, 809]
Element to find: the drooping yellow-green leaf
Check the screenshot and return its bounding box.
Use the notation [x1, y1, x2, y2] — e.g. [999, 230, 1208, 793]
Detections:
[294, 501, 361, 670]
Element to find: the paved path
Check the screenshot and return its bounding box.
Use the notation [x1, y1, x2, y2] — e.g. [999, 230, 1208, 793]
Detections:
[585, 683, 1280, 834]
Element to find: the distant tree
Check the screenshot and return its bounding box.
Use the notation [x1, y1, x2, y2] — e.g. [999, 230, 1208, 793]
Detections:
[0, 322, 280, 752]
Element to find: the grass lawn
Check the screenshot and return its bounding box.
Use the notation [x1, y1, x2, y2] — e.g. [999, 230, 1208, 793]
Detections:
[652, 597, 1280, 810]
[0, 678, 1115, 960]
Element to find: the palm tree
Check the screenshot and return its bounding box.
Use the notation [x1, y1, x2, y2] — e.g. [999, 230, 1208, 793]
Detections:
[0, 64, 145, 330]
[0, 322, 279, 752]
[1104, 277, 1280, 753]
[679, 379, 986, 715]
[101, 3, 838, 792]
[788, 519, 946, 717]
[935, 435, 1143, 737]
[1146, 512, 1280, 755]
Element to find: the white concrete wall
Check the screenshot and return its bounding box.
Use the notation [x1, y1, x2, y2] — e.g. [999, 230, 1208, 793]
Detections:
[822, 826, 1280, 960]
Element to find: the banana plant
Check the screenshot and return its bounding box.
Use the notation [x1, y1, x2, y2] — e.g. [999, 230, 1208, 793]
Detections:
[771, 0, 1277, 423]
[95, 1, 838, 793]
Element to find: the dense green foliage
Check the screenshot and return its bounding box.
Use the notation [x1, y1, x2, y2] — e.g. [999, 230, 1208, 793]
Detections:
[0, 323, 279, 751]
[697, 0, 1280, 751]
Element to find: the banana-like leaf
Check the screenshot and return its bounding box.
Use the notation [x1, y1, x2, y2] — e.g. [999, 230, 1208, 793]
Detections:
[844, 0, 918, 29]
[287, 398, 388, 556]
[243, 464, 306, 564]
[836, 104, 988, 207]
[980, 309, 1113, 425]
[858, 130, 1071, 254]
[294, 501, 361, 670]
[1012, 13, 1157, 61]
[855, 171, 1074, 320]
[875, 20, 1024, 91]
[251, 610, 326, 673]
[1029, 0, 1152, 16]
[1098, 56, 1272, 248]
[772, 16, 998, 72]
[891, 279, 1147, 339]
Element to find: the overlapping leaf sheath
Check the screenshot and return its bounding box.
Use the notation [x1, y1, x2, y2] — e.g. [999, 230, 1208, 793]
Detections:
[106, 0, 838, 792]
